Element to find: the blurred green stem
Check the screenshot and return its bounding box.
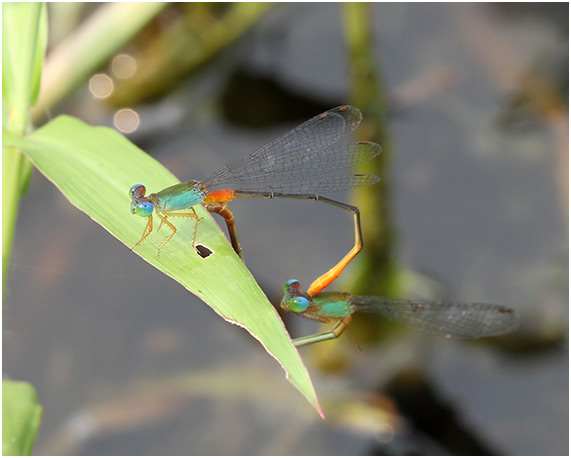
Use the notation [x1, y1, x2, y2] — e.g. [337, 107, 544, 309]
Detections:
[109, 3, 273, 106]
[2, 2, 46, 287]
[344, 2, 399, 298]
[31, 2, 167, 122]
[341, 3, 401, 346]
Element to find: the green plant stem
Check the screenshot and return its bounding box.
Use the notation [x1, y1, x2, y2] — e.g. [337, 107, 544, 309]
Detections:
[342, 3, 401, 345]
[343, 2, 399, 298]
[109, 3, 273, 106]
[2, 2, 46, 287]
[31, 2, 167, 122]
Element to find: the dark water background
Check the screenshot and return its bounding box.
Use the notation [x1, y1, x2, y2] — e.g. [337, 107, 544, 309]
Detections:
[4, 3, 568, 455]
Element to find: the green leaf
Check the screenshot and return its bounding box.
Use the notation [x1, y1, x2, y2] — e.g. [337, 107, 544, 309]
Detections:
[6, 116, 322, 416]
[2, 380, 42, 456]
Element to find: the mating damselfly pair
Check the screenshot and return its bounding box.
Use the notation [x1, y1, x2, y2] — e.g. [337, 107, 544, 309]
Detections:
[130, 105, 518, 346]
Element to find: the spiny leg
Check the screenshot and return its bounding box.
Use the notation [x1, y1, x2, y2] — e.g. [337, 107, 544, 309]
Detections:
[155, 210, 199, 254]
[191, 211, 202, 251]
[131, 215, 154, 250]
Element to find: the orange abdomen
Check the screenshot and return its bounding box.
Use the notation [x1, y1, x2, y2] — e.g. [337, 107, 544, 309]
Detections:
[202, 189, 236, 203]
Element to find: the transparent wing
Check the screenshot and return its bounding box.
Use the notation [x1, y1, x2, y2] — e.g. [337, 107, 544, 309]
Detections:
[202, 106, 381, 194]
[351, 296, 519, 338]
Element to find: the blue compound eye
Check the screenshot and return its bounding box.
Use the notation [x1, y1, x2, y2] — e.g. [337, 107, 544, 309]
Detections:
[132, 201, 154, 216]
[290, 297, 309, 313]
[130, 184, 146, 198]
[283, 279, 300, 293]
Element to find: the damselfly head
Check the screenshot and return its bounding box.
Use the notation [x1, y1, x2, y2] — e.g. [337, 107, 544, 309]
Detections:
[129, 184, 154, 216]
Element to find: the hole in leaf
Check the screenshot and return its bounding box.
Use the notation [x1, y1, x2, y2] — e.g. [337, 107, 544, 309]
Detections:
[195, 244, 213, 258]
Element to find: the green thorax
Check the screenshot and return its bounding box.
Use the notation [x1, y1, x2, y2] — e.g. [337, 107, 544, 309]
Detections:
[151, 181, 207, 211]
[309, 292, 354, 319]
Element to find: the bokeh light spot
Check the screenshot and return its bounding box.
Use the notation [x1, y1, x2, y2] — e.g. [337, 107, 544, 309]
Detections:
[111, 54, 137, 79]
[89, 74, 114, 98]
[114, 108, 140, 133]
